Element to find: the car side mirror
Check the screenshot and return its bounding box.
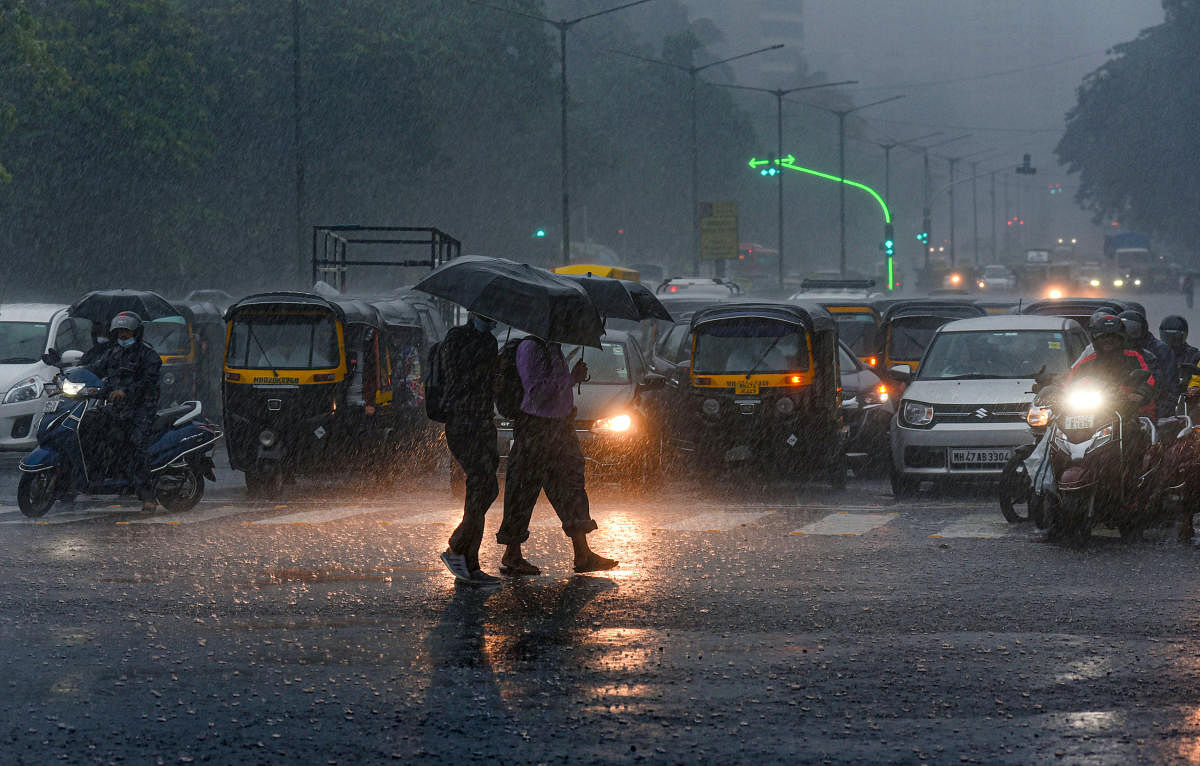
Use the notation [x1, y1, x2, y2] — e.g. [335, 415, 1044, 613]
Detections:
[60, 349, 84, 367]
[639, 373, 666, 391]
[41, 348, 61, 367]
[888, 364, 913, 384]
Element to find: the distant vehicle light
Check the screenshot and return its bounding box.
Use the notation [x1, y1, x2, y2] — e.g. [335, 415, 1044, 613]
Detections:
[1046, 288, 1064, 300]
[1134, 278, 1142, 286]
[949, 273, 962, 286]
[867, 356, 878, 368]
[1113, 279, 1125, 287]
[977, 280, 986, 290]
[1089, 279, 1101, 287]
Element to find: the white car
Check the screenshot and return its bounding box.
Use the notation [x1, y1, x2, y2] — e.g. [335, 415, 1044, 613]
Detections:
[889, 314, 1089, 496]
[0, 305, 94, 450]
[976, 265, 1017, 291]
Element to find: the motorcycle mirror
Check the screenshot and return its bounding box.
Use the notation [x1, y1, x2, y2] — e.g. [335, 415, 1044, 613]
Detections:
[60, 349, 84, 367]
[41, 348, 61, 367]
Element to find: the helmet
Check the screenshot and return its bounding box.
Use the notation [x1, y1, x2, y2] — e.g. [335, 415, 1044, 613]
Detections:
[109, 311, 143, 333]
[1088, 311, 1125, 342]
[1161, 314, 1189, 345]
[1118, 309, 1146, 342]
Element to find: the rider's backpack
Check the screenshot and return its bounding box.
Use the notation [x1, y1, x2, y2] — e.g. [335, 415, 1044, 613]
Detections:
[423, 340, 449, 422]
[494, 337, 538, 420]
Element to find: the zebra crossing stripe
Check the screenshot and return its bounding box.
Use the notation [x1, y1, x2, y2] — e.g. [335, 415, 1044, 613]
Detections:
[792, 512, 897, 536]
[930, 514, 1012, 539]
[657, 511, 770, 532]
[125, 505, 251, 526]
[250, 506, 379, 526]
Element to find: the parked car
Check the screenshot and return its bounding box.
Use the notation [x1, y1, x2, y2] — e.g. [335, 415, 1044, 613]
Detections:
[496, 330, 663, 489]
[839, 341, 893, 470]
[888, 314, 1089, 496]
[976, 265, 1017, 292]
[0, 304, 92, 450]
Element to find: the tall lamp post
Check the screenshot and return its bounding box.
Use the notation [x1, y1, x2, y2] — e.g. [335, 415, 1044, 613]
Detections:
[469, 0, 658, 264]
[291, 0, 305, 285]
[609, 44, 787, 275]
[934, 147, 991, 267]
[802, 96, 905, 276]
[715, 80, 858, 287]
[901, 133, 970, 270]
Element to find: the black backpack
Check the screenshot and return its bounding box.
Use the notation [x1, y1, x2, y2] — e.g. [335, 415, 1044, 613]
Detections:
[495, 337, 538, 419]
[423, 340, 449, 422]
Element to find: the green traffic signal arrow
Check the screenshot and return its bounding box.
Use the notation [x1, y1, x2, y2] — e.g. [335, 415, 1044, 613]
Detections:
[751, 155, 891, 223]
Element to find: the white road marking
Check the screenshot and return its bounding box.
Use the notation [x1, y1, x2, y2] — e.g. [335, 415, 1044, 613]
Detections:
[0, 507, 128, 525]
[250, 506, 382, 526]
[389, 509, 462, 526]
[930, 514, 1013, 539]
[124, 504, 253, 525]
[792, 512, 898, 536]
[657, 511, 770, 532]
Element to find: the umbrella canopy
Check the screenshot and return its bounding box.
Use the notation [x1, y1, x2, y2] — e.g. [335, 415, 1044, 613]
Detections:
[558, 273, 672, 322]
[69, 290, 181, 324]
[413, 256, 603, 347]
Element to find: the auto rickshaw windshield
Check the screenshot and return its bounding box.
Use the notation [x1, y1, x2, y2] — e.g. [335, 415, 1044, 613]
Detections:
[227, 312, 339, 370]
[888, 316, 950, 361]
[143, 316, 190, 356]
[693, 319, 810, 374]
[832, 313, 878, 357]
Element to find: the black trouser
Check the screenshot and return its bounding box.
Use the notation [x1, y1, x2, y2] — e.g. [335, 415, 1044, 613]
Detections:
[127, 407, 156, 502]
[497, 414, 597, 545]
[445, 417, 499, 570]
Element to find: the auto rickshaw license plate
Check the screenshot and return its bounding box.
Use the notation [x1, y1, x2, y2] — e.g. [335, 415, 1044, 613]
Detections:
[1063, 414, 1094, 430]
[735, 380, 760, 395]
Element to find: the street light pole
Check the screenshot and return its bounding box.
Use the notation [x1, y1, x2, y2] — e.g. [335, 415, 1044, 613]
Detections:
[971, 160, 979, 268]
[291, 0, 305, 285]
[611, 44, 787, 276]
[716, 80, 857, 286]
[800, 96, 905, 276]
[470, 0, 658, 264]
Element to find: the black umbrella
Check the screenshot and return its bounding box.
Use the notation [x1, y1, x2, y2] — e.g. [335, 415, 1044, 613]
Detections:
[69, 290, 180, 324]
[413, 256, 603, 347]
[620, 279, 673, 321]
[557, 274, 673, 322]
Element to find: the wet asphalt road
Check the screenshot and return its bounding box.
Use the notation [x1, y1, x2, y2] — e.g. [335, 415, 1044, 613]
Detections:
[6, 290, 1200, 765]
[4, 446, 1200, 765]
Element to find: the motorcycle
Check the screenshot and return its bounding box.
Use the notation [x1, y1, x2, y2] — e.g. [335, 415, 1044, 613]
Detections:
[1042, 369, 1162, 544]
[16, 359, 222, 518]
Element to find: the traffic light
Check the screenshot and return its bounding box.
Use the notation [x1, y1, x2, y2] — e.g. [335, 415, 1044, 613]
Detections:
[881, 223, 895, 257]
[760, 152, 780, 177]
[533, 227, 547, 239]
[916, 214, 931, 245]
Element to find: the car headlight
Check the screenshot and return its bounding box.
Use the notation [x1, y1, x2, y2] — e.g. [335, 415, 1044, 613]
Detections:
[259, 429, 278, 447]
[901, 400, 934, 427]
[775, 396, 795, 415]
[1066, 387, 1104, 412]
[977, 280, 986, 290]
[1089, 279, 1101, 287]
[862, 383, 889, 406]
[593, 413, 633, 433]
[162, 371, 177, 387]
[701, 398, 720, 417]
[1026, 405, 1051, 427]
[3, 376, 43, 404]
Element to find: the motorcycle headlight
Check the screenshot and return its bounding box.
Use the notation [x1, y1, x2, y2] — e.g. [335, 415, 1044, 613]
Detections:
[775, 396, 796, 415]
[3, 376, 43, 404]
[60, 379, 85, 397]
[1066, 387, 1104, 412]
[1026, 405, 1050, 428]
[259, 429, 278, 447]
[901, 400, 934, 426]
[701, 398, 720, 417]
[593, 413, 633, 433]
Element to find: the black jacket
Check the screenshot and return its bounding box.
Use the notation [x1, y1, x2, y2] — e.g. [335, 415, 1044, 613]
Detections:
[439, 325, 497, 422]
[89, 340, 162, 414]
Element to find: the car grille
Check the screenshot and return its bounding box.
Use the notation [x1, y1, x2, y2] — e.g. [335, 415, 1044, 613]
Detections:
[934, 402, 1028, 424]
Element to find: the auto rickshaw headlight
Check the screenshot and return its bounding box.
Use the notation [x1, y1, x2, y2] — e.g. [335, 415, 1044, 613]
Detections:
[701, 398, 720, 417]
[258, 429, 278, 447]
[161, 371, 176, 387]
[775, 396, 796, 415]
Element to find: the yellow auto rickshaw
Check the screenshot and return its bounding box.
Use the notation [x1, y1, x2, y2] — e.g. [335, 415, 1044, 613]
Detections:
[222, 292, 393, 494]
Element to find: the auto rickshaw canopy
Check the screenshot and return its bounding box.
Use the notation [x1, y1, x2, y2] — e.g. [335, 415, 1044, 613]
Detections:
[552, 263, 641, 282]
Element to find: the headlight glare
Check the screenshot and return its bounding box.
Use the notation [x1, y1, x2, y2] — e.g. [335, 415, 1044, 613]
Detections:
[61, 379, 85, 397]
[1066, 387, 1104, 412]
[4, 376, 43, 404]
[594, 413, 633, 433]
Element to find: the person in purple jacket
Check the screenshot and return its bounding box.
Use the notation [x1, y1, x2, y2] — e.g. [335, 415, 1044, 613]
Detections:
[495, 335, 618, 575]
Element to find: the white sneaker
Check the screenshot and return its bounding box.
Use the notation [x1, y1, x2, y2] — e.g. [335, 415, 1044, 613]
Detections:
[439, 550, 472, 583]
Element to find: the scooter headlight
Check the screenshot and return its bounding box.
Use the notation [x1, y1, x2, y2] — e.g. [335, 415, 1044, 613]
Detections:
[258, 429, 278, 447]
[4, 376, 43, 404]
[59, 379, 85, 397]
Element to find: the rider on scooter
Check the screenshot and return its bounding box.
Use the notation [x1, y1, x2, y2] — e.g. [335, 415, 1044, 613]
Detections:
[1068, 311, 1156, 414]
[88, 312, 162, 512]
[1119, 308, 1176, 418]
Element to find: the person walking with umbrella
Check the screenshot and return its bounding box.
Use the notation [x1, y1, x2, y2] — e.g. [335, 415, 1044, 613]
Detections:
[495, 333, 617, 575]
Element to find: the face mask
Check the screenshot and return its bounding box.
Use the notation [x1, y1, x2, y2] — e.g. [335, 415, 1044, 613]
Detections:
[94, 336, 109, 345]
[117, 337, 136, 348]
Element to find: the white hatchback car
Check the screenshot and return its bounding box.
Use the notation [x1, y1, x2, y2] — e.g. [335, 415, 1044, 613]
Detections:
[889, 314, 1089, 496]
[0, 304, 94, 450]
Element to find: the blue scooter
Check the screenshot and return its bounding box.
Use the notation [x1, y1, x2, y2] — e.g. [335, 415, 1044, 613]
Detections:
[17, 359, 223, 517]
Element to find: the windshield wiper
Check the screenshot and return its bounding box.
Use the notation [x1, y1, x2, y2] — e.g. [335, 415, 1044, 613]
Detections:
[0, 356, 35, 364]
[940, 373, 1002, 380]
[745, 335, 785, 378]
[246, 324, 280, 377]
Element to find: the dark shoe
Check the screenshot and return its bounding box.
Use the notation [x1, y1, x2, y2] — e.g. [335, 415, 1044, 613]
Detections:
[465, 569, 502, 587]
[439, 550, 472, 583]
[499, 558, 541, 576]
[573, 553, 618, 573]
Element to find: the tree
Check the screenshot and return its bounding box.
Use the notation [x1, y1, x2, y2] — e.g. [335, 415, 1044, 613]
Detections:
[1056, 1, 1200, 251]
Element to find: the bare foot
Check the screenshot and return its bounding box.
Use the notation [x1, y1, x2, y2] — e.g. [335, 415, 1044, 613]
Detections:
[573, 552, 618, 573]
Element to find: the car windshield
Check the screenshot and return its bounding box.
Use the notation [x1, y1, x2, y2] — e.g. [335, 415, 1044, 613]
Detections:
[918, 330, 1074, 380]
[983, 266, 1009, 277]
[832, 313, 877, 356]
[0, 321, 48, 364]
[562, 341, 631, 384]
[142, 316, 191, 356]
[887, 316, 951, 361]
[693, 319, 810, 374]
[227, 312, 340, 369]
